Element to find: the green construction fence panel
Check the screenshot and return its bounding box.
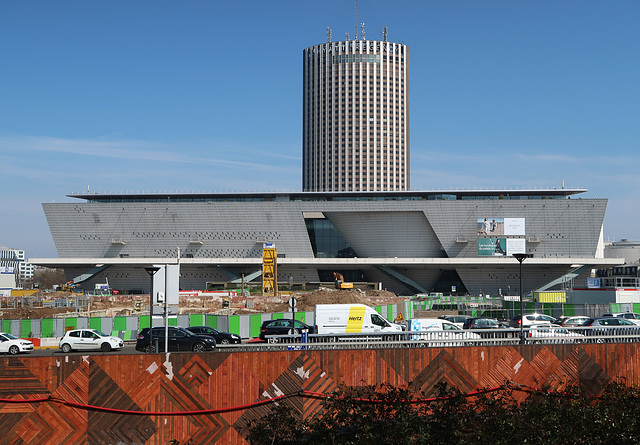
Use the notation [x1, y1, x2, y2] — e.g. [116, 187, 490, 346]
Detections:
[228, 315, 240, 336]
[205, 314, 219, 329]
[250, 314, 263, 338]
[634, 304, 640, 313]
[2, 319, 10, 333]
[610, 303, 622, 313]
[89, 318, 102, 330]
[41, 319, 54, 338]
[113, 317, 127, 331]
[140, 315, 150, 329]
[65, 317, 77, 330]
[294, 312, 305, 323]
[190, 314, 204, 327]
[272, 313, 284, 320]
[21, 319, 31, 338]
[563, 305, 575, 316]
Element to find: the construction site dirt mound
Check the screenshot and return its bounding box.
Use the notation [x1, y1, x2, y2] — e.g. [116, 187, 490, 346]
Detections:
[267, 289, 404, 313]
[1, 289, 406, 320]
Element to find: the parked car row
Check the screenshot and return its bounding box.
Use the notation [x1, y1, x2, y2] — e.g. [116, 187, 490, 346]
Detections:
[8, 310, 640, 354]
[54, 326, 240, 354]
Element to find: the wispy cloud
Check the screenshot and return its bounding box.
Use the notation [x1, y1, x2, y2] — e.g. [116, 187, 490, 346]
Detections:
[0, 135, 300, 171]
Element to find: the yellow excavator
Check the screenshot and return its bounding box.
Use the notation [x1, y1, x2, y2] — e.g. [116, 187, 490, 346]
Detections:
[332, 272, 353, 289]
[59, 281, 80, 292]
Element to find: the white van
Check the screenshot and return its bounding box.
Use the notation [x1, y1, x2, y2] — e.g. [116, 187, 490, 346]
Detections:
[314, 304, 403, 335]
[407, 318, 481, 346]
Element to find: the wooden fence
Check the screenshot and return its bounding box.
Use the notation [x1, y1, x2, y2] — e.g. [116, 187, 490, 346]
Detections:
[0, 342, 638, 444]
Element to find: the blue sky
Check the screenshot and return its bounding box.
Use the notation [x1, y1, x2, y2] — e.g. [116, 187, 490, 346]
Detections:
[1, 0, 638, 258]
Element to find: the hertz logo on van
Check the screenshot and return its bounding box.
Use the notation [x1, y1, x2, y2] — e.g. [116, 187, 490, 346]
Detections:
[349, 316, 363, 321]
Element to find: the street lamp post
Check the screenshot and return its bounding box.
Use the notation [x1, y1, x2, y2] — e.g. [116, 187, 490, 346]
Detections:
[144, 266, 160, 353]
[513, 254, 531, 344]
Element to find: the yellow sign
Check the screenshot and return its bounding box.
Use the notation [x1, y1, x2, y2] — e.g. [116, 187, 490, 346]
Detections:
[346, 306, 367, 333]
[395, 312, 404, 322]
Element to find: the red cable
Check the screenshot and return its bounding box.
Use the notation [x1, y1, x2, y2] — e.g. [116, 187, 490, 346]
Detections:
[0, 383, 601, 416]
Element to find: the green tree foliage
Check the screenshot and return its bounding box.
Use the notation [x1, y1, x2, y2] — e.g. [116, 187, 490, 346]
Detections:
[247, 381, 640, 445]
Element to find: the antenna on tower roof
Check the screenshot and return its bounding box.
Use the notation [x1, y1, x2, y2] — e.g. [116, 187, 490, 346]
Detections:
[383, 26, 388, 42]
[354, 0, 359, 40]
[327, 27, 332, 43]
[361, 22, 366, 40]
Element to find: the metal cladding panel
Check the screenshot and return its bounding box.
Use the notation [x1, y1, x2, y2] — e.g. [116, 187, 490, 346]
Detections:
[424, 199, 607, 258]
[43, 198, 606, 261]
[43, 202, 316, 259]
[324, 211, 442, 257]
[456, 264, 573, 296]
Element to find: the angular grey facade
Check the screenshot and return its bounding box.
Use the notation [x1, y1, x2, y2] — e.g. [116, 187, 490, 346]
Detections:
[35, 189, 620, 297]
[303, 39, 409, 192]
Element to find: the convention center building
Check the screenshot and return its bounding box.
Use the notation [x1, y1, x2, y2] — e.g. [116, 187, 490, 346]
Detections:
[32, 188, 621, 297]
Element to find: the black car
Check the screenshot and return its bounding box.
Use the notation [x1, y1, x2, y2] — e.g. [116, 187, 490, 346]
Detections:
[186, 326, 242, 345]
[462, 317, 515, 338]
[259, 319, 315, 343]
[462, 317, 505, 330]
[136, 326, 217, 353]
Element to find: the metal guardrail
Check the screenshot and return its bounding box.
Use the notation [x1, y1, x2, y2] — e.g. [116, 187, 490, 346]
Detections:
[220, 326, 640, 352]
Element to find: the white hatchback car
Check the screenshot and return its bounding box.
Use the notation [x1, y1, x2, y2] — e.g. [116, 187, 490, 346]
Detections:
[0, 332, 34, 355]
[59, 329, 124, 353]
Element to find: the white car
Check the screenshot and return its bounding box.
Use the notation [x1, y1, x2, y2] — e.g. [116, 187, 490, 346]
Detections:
[0, 332, 34, 355]
[407, 318, 482, 346]
[59, 329, 124, 353]
[525, 324, 585, 344]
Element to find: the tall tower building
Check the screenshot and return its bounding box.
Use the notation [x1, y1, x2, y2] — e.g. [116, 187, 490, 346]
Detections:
[303, 29, 409, 192]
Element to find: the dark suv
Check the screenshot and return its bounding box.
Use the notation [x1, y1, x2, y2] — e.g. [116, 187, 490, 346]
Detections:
[136, 327, 216, 353]
[259, 319, 315, 343]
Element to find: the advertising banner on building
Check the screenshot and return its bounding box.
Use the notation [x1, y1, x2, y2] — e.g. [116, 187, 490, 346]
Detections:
[504, 218, 526, 236]
[506, 238, 526, 255]
[478, 238, 507, 256]
[478, 238, 526, 256]
[477, 217, 503, 236]
[477, 217, 526, 236]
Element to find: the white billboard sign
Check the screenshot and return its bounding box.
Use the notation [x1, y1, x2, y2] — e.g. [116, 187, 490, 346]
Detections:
[506, 238, 526, 255]
[504, 218, 525, 236]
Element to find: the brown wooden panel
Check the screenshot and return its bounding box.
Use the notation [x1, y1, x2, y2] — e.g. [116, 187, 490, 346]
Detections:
[0, 343, 638, 444]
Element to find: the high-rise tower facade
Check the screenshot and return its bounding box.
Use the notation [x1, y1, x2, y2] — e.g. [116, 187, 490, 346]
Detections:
[303, 33, 409, 192]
